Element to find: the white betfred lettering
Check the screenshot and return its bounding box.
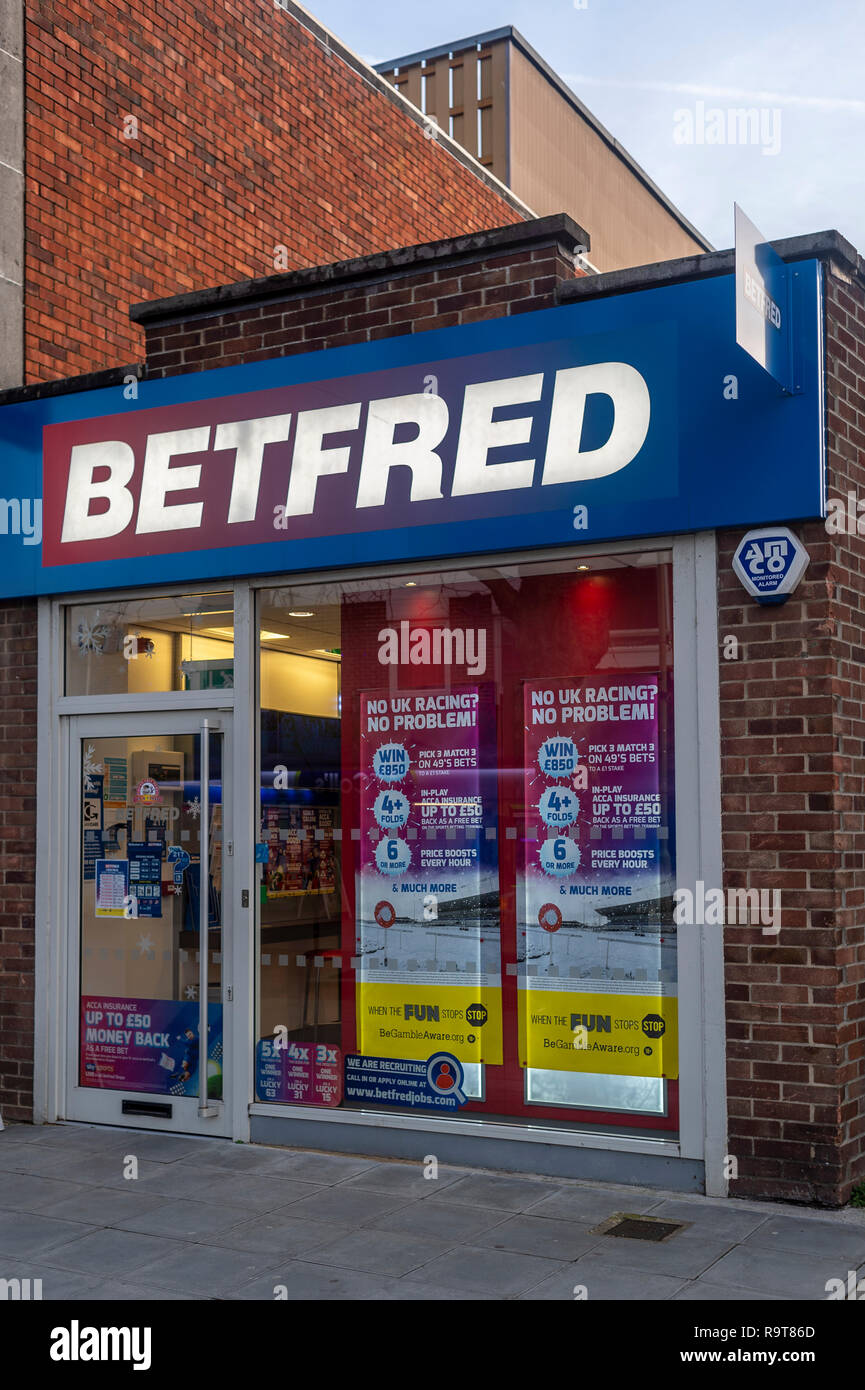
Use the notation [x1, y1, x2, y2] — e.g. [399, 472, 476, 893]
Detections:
[135, 426, 210, 534]
[215, 413, 292, 524]
[451, 373, 543, 496]
[356, 393, 448, 508]
[542, 362, 651, 484]
[61, 441, 136, 542]
[284, 402, 360, 515]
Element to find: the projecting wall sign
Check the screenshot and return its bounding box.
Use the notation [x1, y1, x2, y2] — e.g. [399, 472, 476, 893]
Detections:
[0, 263, 825, 597]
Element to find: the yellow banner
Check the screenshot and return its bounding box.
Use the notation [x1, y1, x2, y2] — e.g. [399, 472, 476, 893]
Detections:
[357, 980, 503, 1064]
[518, 987, 678, 1078]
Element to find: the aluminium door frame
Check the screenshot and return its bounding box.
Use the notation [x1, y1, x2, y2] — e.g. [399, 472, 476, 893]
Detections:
[62, 708, 234, 1137]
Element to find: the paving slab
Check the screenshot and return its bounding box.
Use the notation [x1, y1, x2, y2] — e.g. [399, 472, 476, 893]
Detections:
[203, 1212, 352, 1256]
[473, 1214, 602, 1261]
[0, 1210, 96, 1259]
[75, 1282, 206, 1300]
[672, 1281, 785, 1301]
[402, 1244, 567, 1296]
[229, 1260, 402, 1301]
[38, 1227, 187, 1277]
[340, 1162, 470, 1198]
[173, 1144, 297, 1176]
[91, 1132, 215, 1165]
[0, 1145, 75, 1178]
[112, 1197, 252, 1240]
[425, 1173, 558, 1212]
[373, 1281, 498, 1300]
[519, 1252, 685, 1300]
[132, 1242, 285, 1296]
[703, 1244, 851, 1300]
[0, 1257, 103, 1300]
[37, 1185, 172, 1227]
[0, 1172, 92, 1214]
[299, 1226, 454, 1276]
[278, 1186, 414, 1227]
[648, 1197, 770, 1243]
[26, 1152, 158, 1190]
[525, 1186, 662, 1225]
[742, 1213, 865, 1263]
[264, 1151, 379, 1184]
[189, 1173, 325, 1213]
[367, 1198, 511, 1242]
[578, 1232, 736, 1279]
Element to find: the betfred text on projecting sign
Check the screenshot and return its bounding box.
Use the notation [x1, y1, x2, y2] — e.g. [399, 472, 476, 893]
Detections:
[0, 264, 825, 597]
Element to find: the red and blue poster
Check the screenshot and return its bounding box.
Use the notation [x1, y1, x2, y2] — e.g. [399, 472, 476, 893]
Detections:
[355, 684, 503, 1064]
[518, 674, 678, 1077]
[80, 996, 223, 1096]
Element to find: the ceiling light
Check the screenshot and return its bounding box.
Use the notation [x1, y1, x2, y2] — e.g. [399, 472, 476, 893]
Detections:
[260, 631, 289, 641]
[288, 610, 315, 618]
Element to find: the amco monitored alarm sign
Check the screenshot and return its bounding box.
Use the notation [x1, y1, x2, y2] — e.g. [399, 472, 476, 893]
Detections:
[0, 262, 825, 597]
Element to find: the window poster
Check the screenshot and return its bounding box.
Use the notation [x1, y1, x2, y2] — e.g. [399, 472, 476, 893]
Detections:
[82, 773, 103, 881]
[94, 858, 129, 917]
[103, 756, 128, 808]
[80, 996, 222, 1096]
[518, 675, 678, 1079]
[127, 841, 163, 918]
[263, 805, 335, 897]
[356, 685, 502, 1065]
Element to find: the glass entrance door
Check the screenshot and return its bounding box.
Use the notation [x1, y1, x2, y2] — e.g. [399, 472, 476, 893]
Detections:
[66, 713, 232, 1135]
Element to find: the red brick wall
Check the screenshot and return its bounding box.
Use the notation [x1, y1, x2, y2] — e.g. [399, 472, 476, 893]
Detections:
[0, 600, 37, 1123]
[720, 262, 865, 1206]
[141, 240, 581, 375]
[24, 0, 523, 383]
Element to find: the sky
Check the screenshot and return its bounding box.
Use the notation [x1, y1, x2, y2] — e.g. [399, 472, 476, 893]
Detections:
[305, 0, 865, 253]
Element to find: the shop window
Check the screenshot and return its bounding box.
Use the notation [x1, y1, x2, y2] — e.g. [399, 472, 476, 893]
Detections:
[255, 553, 677, 1137]
[64, 592, 234, 696]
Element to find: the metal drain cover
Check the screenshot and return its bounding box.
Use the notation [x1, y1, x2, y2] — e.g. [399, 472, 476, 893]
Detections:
[601, 1214, 687, 1242]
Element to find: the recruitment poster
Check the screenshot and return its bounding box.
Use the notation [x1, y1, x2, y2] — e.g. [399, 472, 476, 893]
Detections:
[518, 675, 678, 1078]
[356, 684, 502, 1064]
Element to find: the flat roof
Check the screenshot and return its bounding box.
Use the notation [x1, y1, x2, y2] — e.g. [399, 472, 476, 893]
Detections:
[375, 25, 713, 253]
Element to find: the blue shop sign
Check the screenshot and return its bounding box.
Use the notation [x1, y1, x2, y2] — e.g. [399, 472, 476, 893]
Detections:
[0, 263, 825, 598]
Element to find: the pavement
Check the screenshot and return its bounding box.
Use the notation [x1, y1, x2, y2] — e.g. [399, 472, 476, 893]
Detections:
[1, 1121, 864, 1301]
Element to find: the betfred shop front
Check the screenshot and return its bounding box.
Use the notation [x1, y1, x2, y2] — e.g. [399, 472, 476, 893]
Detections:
[4, 219, 858, 1204]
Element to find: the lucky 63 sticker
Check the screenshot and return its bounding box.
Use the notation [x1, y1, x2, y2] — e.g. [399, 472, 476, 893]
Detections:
[539, 835, 580, 877]
[375, 836, 411, 876]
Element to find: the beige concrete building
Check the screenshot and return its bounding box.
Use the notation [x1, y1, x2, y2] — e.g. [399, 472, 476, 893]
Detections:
[376, 25, 711, 272]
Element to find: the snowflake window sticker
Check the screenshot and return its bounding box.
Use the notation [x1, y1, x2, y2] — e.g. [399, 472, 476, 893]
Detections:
[82, 744, 103, 793]
[76, 619, 110, 657]
[185, 796, 201, 820]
